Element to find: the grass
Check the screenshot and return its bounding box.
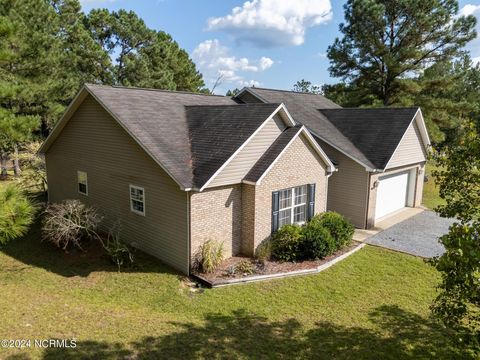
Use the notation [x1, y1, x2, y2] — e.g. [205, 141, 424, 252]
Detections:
[0, 220, 471, 359]
[422, 163, 446, 210]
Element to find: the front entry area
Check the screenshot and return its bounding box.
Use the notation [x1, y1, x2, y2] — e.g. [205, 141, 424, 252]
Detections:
[375, 170, 416, 220]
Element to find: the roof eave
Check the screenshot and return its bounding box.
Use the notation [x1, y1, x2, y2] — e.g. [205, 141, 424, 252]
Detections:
[39, 84, 192, 191]
[247, 126, 336, 186]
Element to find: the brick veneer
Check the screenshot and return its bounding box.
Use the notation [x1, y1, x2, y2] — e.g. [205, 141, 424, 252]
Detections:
[189, 134, 329, 261]
[190, 185, 242, 259]
[242, 135, 329, 255]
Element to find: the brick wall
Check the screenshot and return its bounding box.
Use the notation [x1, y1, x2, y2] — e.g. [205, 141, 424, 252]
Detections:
[190, 185, 242, 260]
[190, 134, 329, 260]
[243, 135, 329, 255]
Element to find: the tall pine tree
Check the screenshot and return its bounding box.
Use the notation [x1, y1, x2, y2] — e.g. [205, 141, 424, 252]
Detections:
[326, 0, 477, 143]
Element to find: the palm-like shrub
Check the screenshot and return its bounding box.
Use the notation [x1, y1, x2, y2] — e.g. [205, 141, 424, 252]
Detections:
[195, 239, 224, 273]
[42, 200, 102, 251]
[100, 229, 134, 272]
[0, 184, 37, 244]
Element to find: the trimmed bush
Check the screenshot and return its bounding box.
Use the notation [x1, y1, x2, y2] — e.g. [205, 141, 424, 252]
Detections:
[42, 200, 102, 251]
[300, 221, 336, 259]
[195, 239, 224, 273]
[311, 211, 354, 249]
[0, 184, 37, 244]
[271, 224, 303, 262]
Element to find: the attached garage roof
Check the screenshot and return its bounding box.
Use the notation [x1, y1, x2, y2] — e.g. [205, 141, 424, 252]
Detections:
[236, 87, 429, 171]
[318, 108, 420, 170]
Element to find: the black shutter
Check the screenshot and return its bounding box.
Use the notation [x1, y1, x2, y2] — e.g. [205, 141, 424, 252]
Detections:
[307, 184, 316, 220]
[271, 191, 280, 233]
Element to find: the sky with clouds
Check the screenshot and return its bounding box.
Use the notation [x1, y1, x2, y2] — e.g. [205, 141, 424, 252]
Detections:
[80, 0, 480, 94]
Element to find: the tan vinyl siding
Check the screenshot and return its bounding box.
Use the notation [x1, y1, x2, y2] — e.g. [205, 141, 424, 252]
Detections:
[318, 141, 369, 228]
[45, 95, 189, 274]
[208, 115, 286, 187]
[386, 121, 427, 169]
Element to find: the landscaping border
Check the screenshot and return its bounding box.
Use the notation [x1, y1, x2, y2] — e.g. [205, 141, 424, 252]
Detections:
[192, 242, 366, 288]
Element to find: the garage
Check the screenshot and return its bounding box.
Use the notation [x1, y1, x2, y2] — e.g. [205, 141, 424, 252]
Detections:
[375, 170, 415, 220]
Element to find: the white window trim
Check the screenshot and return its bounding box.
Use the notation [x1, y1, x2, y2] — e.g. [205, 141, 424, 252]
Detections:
[77, 171, 88, 196]
[279, 185, 307, 226]
[129, 185, 145, 216]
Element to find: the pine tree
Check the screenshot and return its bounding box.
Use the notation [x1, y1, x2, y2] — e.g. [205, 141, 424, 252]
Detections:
[327, 0, 476, 107]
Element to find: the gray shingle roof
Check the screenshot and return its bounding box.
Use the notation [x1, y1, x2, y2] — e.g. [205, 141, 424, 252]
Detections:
[86, 84, 238, 189]
[238, 87, 419, 170]
[318, 108, 419, 169]
[185, 103, 281, 188]
[244, 125, 303, 183]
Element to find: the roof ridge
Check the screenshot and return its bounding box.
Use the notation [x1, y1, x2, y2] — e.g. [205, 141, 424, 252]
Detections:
[184, 103, 281, 108]
[319, 107, 419, 110]
[85, 83, 227, 98]
[247, 86, 327, 96]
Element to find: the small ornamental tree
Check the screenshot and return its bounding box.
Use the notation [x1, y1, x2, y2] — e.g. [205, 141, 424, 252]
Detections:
[430, 123, 480, 352]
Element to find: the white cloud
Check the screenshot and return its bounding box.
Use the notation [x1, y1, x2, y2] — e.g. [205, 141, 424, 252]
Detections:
[207, 0, 332, 48]
[473, 56, 480, 65]
[459, 4, 480, 17]
[192, 39, 273, 90]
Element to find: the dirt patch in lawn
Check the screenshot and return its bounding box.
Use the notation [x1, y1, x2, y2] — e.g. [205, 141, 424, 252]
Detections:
[195, 241, 361, 285]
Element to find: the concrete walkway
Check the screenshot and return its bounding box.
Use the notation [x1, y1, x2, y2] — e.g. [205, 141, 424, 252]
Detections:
[363, 210, 455, 258]
[353, 208, 424, 242]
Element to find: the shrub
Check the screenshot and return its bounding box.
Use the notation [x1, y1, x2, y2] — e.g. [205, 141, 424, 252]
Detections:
[100, 229, 134, 272]
[311, 212, 354, 249]
[271, 224, 303, 262]
[300, 221, 336, 259]
[236, 259, 255, 275]
[42, 200, 102, 251]
[195, 239, 224, 273]
[0, 184, 37, 244]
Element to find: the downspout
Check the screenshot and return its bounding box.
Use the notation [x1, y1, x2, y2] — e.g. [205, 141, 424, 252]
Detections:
[186, 190, 191, 276]
[365, 172, 372, 229]
[325, 169, 336, 212]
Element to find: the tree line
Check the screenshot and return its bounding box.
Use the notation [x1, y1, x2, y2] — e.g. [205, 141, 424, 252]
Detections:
[0, 0, 205, 177]
[294, 0, 479, 146]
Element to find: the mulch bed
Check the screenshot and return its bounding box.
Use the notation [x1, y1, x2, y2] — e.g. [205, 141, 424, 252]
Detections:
[195, 241, 361, 285]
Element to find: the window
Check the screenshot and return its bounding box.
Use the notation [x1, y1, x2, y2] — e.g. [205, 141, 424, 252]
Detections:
[278, 185, 307, 226]
[129, 185, 145, 216]
[77, 171, 88, 195]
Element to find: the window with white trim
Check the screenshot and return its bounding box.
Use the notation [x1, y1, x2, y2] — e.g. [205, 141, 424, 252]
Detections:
[278, 185, 307, 227]
[129, 185, 145, 215]
[77, 171, 88, 195]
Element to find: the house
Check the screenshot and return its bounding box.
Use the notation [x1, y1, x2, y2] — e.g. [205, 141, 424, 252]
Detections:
[40, 84, 430, 274]
[234, 88, 430, 229]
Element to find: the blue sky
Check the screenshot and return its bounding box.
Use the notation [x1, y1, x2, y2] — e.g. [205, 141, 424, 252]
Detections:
[80, 0, 480, 94]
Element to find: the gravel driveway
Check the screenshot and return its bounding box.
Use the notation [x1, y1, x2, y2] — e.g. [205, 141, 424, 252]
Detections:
[365, 210, 456, 258]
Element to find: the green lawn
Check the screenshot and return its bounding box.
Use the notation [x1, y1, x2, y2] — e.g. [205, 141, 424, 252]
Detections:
[422, 163, 445, 210]
[0, 220, 470, 359]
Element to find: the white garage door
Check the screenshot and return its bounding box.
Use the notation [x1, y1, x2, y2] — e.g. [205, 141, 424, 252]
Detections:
[375, 171, 410, 220]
